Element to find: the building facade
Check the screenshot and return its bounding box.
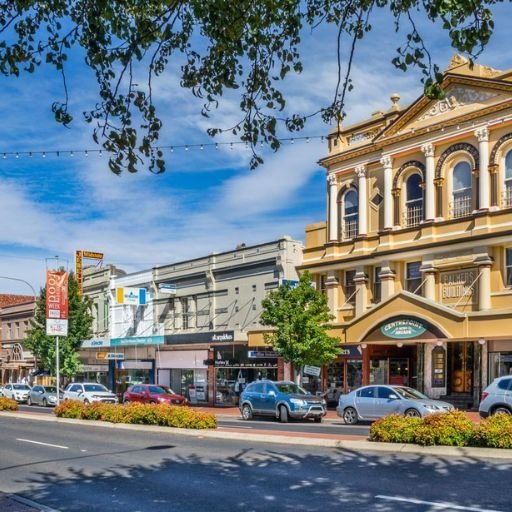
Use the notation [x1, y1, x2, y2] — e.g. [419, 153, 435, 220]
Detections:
[301, 55, 512, 408]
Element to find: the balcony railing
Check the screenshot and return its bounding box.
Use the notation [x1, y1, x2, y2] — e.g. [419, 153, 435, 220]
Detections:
[403, 204, 423, 227]
[502, 183, 512, 208]
[451, 194, 472, 219]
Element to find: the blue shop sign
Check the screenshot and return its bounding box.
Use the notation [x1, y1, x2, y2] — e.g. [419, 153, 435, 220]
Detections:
[380, 318, 426, 339]
[110, 335, 164, 347]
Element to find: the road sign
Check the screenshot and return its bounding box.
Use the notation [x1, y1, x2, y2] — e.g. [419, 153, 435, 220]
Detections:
[158, 283, 177, 294]
[304, 365, 321, 377]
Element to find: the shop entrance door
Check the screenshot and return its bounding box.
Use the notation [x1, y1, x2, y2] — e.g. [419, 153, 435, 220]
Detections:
[449, 342, 474, 393]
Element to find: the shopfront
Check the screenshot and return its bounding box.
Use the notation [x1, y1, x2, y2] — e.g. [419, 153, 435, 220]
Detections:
[214, 346, 278, 405]
[488, 341, 512, 382]
[324, 345, 363, 405]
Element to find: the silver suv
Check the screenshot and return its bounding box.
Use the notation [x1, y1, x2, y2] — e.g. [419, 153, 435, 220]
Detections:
[479, 376, 512, 418]
[63, 382, 118, 404]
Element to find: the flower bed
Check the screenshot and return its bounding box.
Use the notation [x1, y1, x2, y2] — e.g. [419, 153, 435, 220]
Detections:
[0, 397, 18, 411]
[370, 410, 512, 448]
[54, 400, 216, 429]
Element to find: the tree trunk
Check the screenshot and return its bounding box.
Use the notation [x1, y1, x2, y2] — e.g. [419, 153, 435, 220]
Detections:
[295, 366, 303, 386]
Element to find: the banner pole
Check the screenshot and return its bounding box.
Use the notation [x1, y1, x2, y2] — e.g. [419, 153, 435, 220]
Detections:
[56, 336, 60, 405]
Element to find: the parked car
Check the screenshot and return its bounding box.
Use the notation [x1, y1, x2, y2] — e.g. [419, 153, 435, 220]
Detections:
[2, 383, 31, 403]
[63, 382, 118, 404]
[0, 385, 5, 397]
[337, 385, 454, 425]
[28, 385, 64, 407]
[479, 376, 512, 417]
[239, 380, 327, 423]
[123, 384, 188, 406]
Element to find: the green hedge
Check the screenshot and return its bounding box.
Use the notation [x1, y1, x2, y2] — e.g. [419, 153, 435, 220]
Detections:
[0, 397, 18, 411]
[370, 410, 512, 448]
[54, 400, 217, 429]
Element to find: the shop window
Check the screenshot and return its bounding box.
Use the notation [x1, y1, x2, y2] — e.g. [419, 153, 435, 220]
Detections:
[406, 261, 422, 294]
[342, 189, 358, 239]
[452, 161, 472, 218]
[488, 352, 512, 381]
[405, 173, 423, 227]
[344, 270, 356, 305]
[506, 248, 512, 288]
[373, 267, 381, 303]
[504, 150, 512, 208]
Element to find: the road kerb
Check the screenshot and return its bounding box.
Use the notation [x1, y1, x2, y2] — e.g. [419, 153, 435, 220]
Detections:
[1, 411, 510, 460]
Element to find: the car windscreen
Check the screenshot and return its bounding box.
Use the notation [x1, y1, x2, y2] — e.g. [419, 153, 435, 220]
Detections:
[13, 384, 30, 390]
[275, 383, 308, 395]
[394, 386, 429, 400]
[83, 384, 108, 392]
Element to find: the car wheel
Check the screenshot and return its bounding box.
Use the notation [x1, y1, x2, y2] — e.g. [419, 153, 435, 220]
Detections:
[149, 400, 156, 404]
[27, 397, 33, 406]
[279, 405, 289, 423]
[314, 417, 322, 423]
[493, 406, 512, 415]
[405, 408, 421, 418]
[123, 398, 130, 404]
[343, 407, 358, 425]
[241, 404, 253, 420]
[42, 398, 48, 407]
[83, 399, 90, 405]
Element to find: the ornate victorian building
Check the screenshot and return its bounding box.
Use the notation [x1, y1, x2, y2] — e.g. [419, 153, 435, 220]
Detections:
[301, 55, 512, 408]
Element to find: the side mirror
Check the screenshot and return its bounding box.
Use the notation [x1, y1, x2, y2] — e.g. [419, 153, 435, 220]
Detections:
[389, 394, 399, 400]
[268, 390, 276, 397]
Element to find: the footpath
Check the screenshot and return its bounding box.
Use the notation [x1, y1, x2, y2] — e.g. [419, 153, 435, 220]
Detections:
[0, 408, 502, 511]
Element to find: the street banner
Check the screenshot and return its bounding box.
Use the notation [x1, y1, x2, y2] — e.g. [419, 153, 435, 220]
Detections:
[46, 270, 69, 336]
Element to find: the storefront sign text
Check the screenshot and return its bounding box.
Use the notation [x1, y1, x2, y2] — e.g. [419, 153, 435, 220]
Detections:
[381, 318, 426, 339]
[440, 269, 476, 304]
[111, 335, 164, 346]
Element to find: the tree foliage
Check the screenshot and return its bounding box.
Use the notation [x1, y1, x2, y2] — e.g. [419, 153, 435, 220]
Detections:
[26, 271, 93, 379]
[0, 1, 500, 173]
[260, 271, 340, 379]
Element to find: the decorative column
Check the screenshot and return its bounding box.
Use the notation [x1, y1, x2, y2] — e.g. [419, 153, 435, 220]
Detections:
[421, 143, 436, 221]
[434, 177, 444, 218]
[392, 188, 401, 226]
[379, 265, 396, 300]
[355, 165, 367, 236]
[489, 164, 499, 208]
[475, 127, 490, 210]
[327, 173, 338, 241]
[325, 271, 339, 318]
[381, 156, 393, 229]
[420, 263, 436, 301]
[475, 255, 493, 311]
[353, 268, 368, 317]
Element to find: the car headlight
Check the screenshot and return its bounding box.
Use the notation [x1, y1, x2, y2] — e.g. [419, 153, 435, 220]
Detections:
[423, 404, 439, 410]
[290, 398, 306, 407]
[157, 397, 167, 402]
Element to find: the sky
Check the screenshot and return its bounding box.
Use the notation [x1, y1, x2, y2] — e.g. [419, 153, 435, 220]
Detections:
[1, 4, 512, 295]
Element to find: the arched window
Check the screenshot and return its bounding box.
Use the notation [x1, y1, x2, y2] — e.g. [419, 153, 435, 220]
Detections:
[405, 173, 423, 226]
[504, 150, 512, 208]
[452, 161, 472, 218]
[343, 189, 358, 239]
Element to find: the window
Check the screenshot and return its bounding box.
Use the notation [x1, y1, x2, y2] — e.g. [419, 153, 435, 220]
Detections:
[319, 274, 326, 296]
[358, 386, 377, 398]
[15, 322, 20, 338]
[252, 284, 257, 292]
[405, 174, 423, 226]
[235, 287, 239, 295]
[103, 300, 109, 331]
[507, 249, 512, 288]
[505, 151, 512, 208]
[182, 298, 189, 329]
[377, 386, 397, 399]
[406, 262, 422, 294]
[344, 270, 356, 305]
[452, 161, 472, 218]
[342, 189, 358, 239]
[373, 267, 381, 304]
[497, 378, 512, 391]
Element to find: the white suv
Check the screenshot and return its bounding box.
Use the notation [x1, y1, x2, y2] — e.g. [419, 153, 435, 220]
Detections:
[3, 383, 31, 402]
[63, 383, 118, 404]
[479, 376, 512, 417]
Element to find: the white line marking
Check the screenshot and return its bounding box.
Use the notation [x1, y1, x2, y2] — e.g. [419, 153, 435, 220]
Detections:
[17, 438, 69, 450]
[375, 495, 503, 512]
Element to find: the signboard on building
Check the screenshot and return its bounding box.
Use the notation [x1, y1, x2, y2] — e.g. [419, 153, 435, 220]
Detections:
[110, 335, 164, 347]
[440, 269, 477, 305]
[248, 350, 279, 359]
[46, 270, 69, 336]
[96, 352, 125, 360]
[339, 345, 362, 357]
[81, 338, 111, 348]
[158, 283, 177, 294]
[115, 287, 147, 305]
[75, 250, 104, 297]
[380, 318, 426, 339]
[279, 279, 299, 288]
[165, 331, 235, 345]
[304, 365, 321, 377]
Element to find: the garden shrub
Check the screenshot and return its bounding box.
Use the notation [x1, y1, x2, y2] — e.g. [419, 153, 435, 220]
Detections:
[414, 410, 476, 447]
[0, 397, 18, 411]
[475, 413, 512, 449]
[370, 414, 422, 443]
[54, 400, 216, 429]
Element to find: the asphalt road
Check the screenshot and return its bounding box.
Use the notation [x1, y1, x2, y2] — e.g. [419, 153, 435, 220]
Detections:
[0, 416, 510, 512]
[18, 404, 371, 437]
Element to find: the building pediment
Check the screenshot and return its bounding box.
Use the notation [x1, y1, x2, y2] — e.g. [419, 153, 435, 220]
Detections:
[378, 76, 512, 139]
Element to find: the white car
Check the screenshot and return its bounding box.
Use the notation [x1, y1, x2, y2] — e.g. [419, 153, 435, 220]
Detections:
[63, 382, 118, 404]
[3, 383, 31, 402]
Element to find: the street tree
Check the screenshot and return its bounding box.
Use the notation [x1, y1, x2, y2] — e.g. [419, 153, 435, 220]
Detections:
[0, 1, 500, 173]
[260, 271, 340, 384]
[26, 271, 93, 381]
